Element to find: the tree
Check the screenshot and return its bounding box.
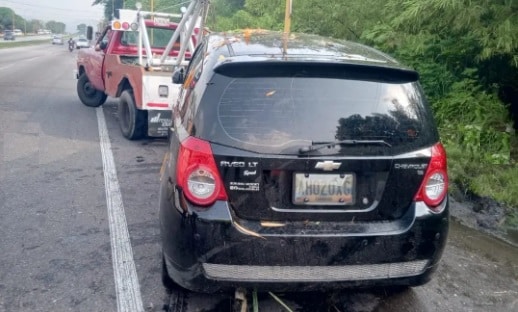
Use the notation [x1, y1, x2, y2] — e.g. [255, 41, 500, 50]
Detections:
[211, 0, 245, 18]
[207, 0, 386, 39]
[0, 7, 26, 32]
[28, 19, 45, 33]
[92, 0, 124, 19]
[362, 0, 517, 131]
[125, 0, 185, 12]
[45, 21, 66, 34]
[0, 7, 15, 31]
[77, 23, 87, 35]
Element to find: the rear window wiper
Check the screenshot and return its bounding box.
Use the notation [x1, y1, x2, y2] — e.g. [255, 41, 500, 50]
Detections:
[299, 139, 392, 153]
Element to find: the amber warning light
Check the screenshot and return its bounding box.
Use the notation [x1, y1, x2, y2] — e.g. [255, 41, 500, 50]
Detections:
[111, 20, 138, 31]
[112, 21, 122, 29]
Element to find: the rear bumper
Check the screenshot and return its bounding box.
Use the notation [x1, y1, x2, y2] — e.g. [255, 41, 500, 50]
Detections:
[160, 182, 449, 293]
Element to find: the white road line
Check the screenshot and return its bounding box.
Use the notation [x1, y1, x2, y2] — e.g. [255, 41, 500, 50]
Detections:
[26, 56, 42, 62]
[0, 55, 48, 71]
[0, 64, 14, 71]
[96, 107, 144, 312]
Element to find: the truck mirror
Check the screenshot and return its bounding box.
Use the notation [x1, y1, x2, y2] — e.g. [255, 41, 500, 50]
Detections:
[86, 26, 93, 40]
[172, 68, 185, 84]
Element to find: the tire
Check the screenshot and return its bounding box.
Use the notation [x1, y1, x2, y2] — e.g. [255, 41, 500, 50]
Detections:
[118, 90, 147, 140]
[162, 255, 187, 312]
[77, 74, 107, 107]
[168, 290, 187, 312]
[161, 254, 178, 292]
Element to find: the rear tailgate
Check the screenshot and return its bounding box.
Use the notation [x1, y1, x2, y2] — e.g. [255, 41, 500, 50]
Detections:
[212, 146, 431, 222]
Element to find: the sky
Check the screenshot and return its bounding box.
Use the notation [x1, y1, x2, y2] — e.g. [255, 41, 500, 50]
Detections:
[0, 0, 105, 32]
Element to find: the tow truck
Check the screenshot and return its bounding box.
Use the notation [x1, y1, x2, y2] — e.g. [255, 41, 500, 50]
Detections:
[75, 0, 209, 139]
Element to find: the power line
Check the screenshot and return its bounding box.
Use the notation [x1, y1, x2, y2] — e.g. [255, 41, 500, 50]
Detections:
[0, 0, 103, 13]
[0, 0, 102, 22]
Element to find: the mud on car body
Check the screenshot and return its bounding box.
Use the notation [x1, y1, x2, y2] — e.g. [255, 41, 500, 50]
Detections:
[159, 30, 449, 293]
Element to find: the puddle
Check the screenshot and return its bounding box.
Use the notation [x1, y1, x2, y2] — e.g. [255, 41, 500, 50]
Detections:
[449, 196, 518, 248]
[505, 227, 518, 246]
[449, 219, 518, 265]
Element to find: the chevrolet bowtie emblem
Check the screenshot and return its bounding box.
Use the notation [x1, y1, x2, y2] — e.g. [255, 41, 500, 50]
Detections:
[315, 161, 341, 171]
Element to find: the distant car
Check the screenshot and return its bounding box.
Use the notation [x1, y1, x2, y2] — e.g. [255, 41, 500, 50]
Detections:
[75, 38, 89, 49]
[3, 31, 15, 41]
[52, 35, 64, 45]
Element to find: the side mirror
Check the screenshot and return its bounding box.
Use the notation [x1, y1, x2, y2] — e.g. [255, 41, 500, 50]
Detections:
[172, 68, 185, 84]
[96, 42, 107, 51]
[86, 26, 93, 40]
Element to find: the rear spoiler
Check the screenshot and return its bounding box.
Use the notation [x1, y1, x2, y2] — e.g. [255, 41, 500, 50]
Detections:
[214, 61, 420, 83]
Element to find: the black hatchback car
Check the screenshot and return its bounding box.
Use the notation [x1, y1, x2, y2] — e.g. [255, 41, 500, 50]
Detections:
[159, 30, 449, 293]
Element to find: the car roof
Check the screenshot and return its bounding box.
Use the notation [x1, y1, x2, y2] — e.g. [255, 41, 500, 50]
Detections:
[206, 29, 407, 70]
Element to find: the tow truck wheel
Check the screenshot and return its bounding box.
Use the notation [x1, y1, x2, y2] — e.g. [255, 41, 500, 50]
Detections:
[77, 74, 107, 107]
[119, 90, 147, 140]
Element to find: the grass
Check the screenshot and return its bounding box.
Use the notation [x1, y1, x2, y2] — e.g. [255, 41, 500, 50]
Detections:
[446, 135, 518, 228]
[0, 39, 50, 49]
[470, 166, 518, 206]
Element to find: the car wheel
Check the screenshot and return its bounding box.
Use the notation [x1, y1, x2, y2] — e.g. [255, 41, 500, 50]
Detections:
[168, 290, 187, 312]
[162, 254, 188, 312]
[118, 90, 147, 140]
[161, 254, 180, 292]
[77, 73, 107, 107]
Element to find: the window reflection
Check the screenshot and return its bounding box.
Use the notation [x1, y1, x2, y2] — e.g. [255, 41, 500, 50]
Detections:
[213, 76, 431, 153]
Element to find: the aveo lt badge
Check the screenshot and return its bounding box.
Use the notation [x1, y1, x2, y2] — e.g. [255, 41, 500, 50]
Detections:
[315, 161, 341, 171]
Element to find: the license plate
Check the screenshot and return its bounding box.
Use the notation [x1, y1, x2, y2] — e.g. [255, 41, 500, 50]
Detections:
[154, 17, 170, 25]
[147, 110, 172, 137]
[293, 173, 354, 206]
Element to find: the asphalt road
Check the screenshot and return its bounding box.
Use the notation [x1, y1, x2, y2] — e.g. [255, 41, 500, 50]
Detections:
[0, 45, 516, 312]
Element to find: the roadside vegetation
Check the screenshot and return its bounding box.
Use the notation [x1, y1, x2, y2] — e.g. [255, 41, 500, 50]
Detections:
[0, 39, 50, 49]
[0, 7, 66, 34]
[101, 0, 518, 227]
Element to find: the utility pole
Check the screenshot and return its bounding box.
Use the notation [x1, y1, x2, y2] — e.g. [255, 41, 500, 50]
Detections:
[283, 0, 293, 55]
[283, 0, 292, 35]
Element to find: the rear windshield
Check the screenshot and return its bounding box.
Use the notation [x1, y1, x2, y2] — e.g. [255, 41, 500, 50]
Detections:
[195, 71, 438, 155]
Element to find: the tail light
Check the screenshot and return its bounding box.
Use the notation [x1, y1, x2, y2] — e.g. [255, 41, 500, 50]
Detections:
[176, 137, 228, 206]
[414, 143, 448, 211]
